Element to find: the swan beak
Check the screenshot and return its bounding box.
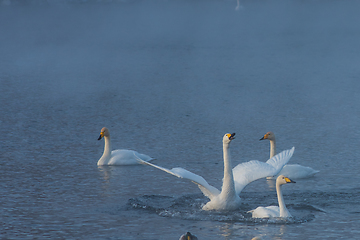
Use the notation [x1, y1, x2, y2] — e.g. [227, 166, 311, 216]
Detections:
[285, 177, 296, 183]
[98, 132, 104, 140]
[229, 133, 236, 140]
[260, 134, 268, 141]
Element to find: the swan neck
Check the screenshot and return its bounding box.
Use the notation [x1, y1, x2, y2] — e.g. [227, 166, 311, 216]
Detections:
[104, 136, 112, 155]
[221, 142, 236, 196]
[276, 182, 291, 217]
[99, 136, 112, 165]
[270, 139, 276, 158]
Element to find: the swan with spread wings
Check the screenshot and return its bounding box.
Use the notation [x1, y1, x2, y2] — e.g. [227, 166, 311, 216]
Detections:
[136, 133, 295, 211]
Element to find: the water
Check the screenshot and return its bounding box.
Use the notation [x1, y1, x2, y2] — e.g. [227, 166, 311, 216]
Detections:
[1, 0, 360, 239]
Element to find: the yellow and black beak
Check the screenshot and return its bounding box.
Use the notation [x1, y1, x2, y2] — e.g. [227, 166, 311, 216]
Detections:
[227, 133, 235, 140]
[260, 133, 268, 141]
[98, 132, 104, 140]
[285, 177, 296, 184]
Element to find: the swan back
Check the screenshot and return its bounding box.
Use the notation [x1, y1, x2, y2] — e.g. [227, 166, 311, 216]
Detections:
[279, 164, 319, 179]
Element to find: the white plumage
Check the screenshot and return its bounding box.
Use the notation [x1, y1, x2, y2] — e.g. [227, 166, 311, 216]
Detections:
[97, 127, 153, 165]
[249, 175, 296, 218]
[260, 132, 319, 179]
[136, 133, 295, 211]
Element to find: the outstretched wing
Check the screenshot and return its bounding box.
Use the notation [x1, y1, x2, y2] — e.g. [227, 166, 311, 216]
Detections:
[233, 147, 295, 195]
[233, 160, 279, 195]
[265, 147, 295, 175]
[136, 158, 220, 200]
[171, 167, 220, 199]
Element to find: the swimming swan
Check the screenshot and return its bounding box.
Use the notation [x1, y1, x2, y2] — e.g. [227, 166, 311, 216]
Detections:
[136, 133, 295, 211]
[261, 132, 319, 179]
[97, 127, 153, 165]
[249, 175, 295, 218]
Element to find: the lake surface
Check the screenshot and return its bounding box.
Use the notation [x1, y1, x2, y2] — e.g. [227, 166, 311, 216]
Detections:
[1, 0, 360, 239]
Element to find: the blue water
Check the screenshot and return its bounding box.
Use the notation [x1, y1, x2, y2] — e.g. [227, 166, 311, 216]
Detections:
[1, 0, 360, 239]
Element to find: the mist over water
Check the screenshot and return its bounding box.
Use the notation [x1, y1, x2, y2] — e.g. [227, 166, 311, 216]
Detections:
[1, 0, 360, 239]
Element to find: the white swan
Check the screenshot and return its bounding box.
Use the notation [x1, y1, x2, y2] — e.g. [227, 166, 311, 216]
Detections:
[136, 133, 295, 211]
[261, 132, 319, 179]
[97, 127, 153, 166]
[249, 175, 295, 218]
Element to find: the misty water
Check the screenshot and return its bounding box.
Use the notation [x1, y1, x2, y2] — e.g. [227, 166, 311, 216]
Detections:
[1, 0, 360, 239]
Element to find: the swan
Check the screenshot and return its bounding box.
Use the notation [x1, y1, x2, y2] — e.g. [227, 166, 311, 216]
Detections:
[249, 175, 295, 218]
[260, 132, 319, 179]
[97, 127, 153, 165]
[136, 133, 295, 211]
[179, 232, 198, 240]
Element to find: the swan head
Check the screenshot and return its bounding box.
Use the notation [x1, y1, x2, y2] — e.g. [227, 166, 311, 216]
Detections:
[223, 133, 235, 144]
[277, 175, 296, 185]
[98, 127, 110, 140]
[260, 131, 275, 141]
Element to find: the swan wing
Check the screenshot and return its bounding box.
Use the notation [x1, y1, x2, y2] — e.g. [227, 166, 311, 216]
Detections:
[109, 150, 153, 165]
[136, 158, 220, 200]
[233, 160, 279, 195]
[171, 167, 221, 199]
[132, 151, 153, 161]
[233, 147, 295, 195]
[265, 147, 295, 175]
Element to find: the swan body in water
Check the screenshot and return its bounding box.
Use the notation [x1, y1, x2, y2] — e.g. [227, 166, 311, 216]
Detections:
[249, 175, 295, 218]
[136, 133, 295, 211]
[261, 132, 319, 179]
[97, 127, 153, 166]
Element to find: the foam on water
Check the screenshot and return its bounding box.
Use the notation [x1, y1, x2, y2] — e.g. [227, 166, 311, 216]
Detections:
[128, 193, 317, 224]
